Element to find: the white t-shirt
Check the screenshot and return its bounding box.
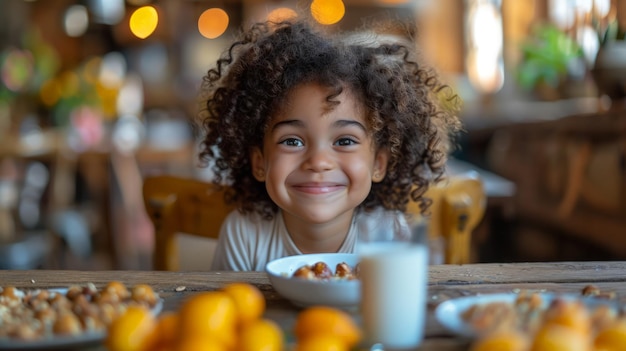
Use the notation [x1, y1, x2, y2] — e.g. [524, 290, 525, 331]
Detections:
[210, 208, 407, 271]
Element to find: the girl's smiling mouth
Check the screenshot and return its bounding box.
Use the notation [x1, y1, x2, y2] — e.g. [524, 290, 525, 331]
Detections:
[291, 182, 346, 194]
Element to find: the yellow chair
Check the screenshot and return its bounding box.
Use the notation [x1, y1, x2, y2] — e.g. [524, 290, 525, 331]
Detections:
[142, 175, 235, 271]
[407, 171, 486, 265]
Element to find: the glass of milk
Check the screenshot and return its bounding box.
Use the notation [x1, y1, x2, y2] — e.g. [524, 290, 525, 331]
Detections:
[357, 213, 429, 350]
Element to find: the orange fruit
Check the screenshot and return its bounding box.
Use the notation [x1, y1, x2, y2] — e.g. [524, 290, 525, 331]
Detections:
[175, 335, 225, 351]
[595, 321, 626, 351]
[295, 335, 348, 351]
[238, 318, 284, 351]
[530, 324, 591, 351]
[221, 282, 266, 327]
[177, 291, 236, 348]
[294, 306, 361, 348]
[144, 311, 178, 349]
[105, 305, 156, 351]
[542, 300, 591, 336]
[469, 330, 530, 351]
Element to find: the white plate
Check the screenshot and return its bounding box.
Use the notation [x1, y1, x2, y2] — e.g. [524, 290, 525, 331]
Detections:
[266, 253, 360, 309]
[0, 288, 163, 350]
[435, 292, 619, 338]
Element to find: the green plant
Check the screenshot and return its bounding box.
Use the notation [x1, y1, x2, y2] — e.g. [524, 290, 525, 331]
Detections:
[596, 19, 626, 46]
[516, 23, 584, 92]
[591, 19, 626, 102]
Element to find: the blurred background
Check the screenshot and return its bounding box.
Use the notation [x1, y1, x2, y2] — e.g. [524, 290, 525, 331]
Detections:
[1, 0, 625, 270]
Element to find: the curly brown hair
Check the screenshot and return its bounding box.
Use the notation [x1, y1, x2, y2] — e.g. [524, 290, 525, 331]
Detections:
[197, 19, 461, 219]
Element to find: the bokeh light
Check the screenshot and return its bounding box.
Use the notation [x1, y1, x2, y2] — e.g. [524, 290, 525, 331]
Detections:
[310, 0, 345, 25]
[466, 0, 504, 94]
[39, 79, 61, 107]
[58, 71, 80, 99]
[579, 25, 600, 64]
[64, 5, 89, 37]
[82, 57, 102, 86]
[129, 6, 159, 39]
[594, 0, 611, 17]
[267, 7, 298, 23]
[99, 51, 127, 88]
[198, 8, 229, 39]
[117, 73, 144, 117]
[1, 49, 34, 92]
[89, 0, 125, 25]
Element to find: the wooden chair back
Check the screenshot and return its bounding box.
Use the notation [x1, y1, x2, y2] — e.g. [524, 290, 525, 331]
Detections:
[407, 172, 486, 264]
[143, 175, 235, 271]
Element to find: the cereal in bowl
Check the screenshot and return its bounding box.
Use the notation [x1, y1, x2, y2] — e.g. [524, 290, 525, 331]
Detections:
[293, 261, 360, 281]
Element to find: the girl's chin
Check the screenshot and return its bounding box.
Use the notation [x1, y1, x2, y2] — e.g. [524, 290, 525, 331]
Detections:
[285, 207, 355, 224]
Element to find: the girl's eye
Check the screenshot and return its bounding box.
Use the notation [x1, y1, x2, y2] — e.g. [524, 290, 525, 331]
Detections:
[279, 138, 303, 147]
[335, 137, 358, 147]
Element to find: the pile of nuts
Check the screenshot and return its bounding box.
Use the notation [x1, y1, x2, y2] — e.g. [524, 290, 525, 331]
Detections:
[0, 282, 159, 341]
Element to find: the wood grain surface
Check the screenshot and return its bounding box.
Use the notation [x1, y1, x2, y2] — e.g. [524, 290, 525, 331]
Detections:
[3, 261, 626, 350]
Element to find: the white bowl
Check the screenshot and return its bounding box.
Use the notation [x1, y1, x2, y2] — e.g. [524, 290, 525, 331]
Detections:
[265, 253, 360, 309]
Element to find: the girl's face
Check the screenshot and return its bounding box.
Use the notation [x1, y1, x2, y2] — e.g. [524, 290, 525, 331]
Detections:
[251, 82, 388, 231]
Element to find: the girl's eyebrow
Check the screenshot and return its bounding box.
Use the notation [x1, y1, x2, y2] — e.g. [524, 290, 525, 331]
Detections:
[271, 119, 303, 132]
[271, 119, 367, 133]
[334, 119, 367, 132]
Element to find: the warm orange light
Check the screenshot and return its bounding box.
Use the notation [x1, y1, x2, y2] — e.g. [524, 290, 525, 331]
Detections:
[129, 6, 158, 39]
[267, 7, 298, 23]
[198, 8, 229, 39]
[310, 0, 345, 25]
[40, 79, 61, 107]
[59, 71, 80, 98]
[95, 82, 119, 119]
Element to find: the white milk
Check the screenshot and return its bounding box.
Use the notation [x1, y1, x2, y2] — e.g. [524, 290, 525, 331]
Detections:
[359, 242, 429, 350]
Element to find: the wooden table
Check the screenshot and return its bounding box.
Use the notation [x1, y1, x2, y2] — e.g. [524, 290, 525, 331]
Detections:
[4, 261, 626, 350]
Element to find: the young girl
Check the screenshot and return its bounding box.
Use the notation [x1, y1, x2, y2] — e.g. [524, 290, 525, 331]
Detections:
[197, 18, 461, 271]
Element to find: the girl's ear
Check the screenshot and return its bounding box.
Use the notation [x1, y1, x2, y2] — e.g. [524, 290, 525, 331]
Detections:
[372, 148, 390, 183]
[250, 147, 266, 182]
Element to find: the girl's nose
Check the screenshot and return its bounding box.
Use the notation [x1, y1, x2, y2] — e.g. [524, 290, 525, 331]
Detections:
[303, 146, 334, 172]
